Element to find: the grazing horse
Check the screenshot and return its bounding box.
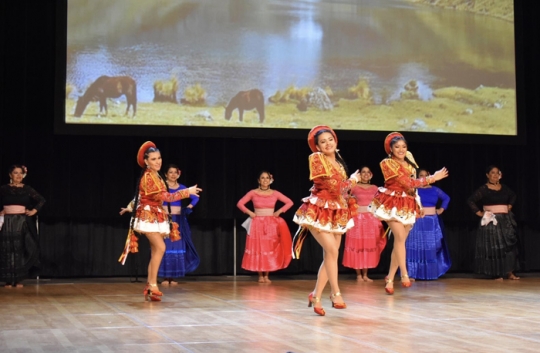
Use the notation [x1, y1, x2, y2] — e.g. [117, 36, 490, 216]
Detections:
[225, 89, 265, 123]
[74, 76, 137, 118]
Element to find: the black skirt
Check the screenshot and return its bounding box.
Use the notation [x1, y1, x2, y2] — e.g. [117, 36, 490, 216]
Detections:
[474, 213, 519, 277]
[0, 214, 39, 284]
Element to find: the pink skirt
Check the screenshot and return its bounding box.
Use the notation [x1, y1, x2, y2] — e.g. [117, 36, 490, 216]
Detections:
[242, 216, 292, 272]
[342, 212, 387, 269]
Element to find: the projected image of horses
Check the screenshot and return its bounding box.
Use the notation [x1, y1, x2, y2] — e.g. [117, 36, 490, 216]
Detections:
[74, 76, 137, 118]
[225, 89, 265, 123]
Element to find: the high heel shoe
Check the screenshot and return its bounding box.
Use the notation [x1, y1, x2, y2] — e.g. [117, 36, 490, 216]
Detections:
[144, 283, 163, 302]
[308, 292, 325, 316]
[385, 276, 394, 295]
[401, 275, 412, 288]
[330, 292, 347, 309]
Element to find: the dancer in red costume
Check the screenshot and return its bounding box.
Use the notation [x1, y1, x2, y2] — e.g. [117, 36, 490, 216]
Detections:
[237, 171, 294, 283]
[369, 132, 448, 295]
[343, 166, 387, 282]
[293, 125, 360, 316]
[119, 141, 202, 301]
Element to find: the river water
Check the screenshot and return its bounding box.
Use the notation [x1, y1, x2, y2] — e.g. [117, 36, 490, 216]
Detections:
[67, 0, 515, 104]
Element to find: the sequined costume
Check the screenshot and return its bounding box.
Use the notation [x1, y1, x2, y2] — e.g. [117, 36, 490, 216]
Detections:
[119, 168, 191, 264]
[370, 158, 431, 225]
[293, 152, 358, 234]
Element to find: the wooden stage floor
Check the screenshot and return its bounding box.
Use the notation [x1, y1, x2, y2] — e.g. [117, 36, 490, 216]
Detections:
[0, 275, 539, 353]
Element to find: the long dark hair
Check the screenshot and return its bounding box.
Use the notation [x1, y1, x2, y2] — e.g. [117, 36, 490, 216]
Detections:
[314, 129, 349, 175]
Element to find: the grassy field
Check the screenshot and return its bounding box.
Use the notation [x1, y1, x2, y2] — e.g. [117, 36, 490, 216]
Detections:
[407, 0, 514, 22]
[65, 86, 516, 135]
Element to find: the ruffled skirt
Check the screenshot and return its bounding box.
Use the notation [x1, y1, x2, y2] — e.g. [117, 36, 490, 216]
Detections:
[474, 213, 519, 277]
[405, 215, 452, 280]
[369, 187, 419, 225]
[343, 212, 387, 269]
[242, 216, 291, 272]
[158, 213, 200, 278]
[133, 205, 170, 236]
[293, 195, 355, 234]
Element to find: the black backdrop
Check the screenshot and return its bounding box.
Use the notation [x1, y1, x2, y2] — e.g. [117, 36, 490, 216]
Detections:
[1, 1, 539, 278]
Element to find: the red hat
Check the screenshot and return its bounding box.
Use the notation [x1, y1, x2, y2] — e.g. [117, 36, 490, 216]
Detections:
[384, 132, 404, 155]
[308, 125, 337, 153]
[137, 141, 157, 168]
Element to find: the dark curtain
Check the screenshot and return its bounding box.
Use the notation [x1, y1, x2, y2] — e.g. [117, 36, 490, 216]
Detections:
[1, 1, 539, 278]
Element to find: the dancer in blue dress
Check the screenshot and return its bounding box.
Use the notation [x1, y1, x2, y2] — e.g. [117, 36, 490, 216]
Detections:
[159, 164, 200, 284]
[405, 169, 451, 280]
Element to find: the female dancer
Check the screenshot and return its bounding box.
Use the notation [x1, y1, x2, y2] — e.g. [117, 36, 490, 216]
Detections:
[159, 164, 200, 284]
[119, 141, 202, 301]
[343, 166, 387, 282]
[0, 165, 45, 287]
[293, 125, 360, 316]
[405, 169, 452, 280]
[237, 171, 293, 283]
[370, 132, 448, 295]
[467, 165, 519, 280]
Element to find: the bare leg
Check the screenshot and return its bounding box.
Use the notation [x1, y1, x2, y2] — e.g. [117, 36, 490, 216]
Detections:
[508, 272, 520, 280]
[264, 271, 272, 283]
[355, 269, 362, 281]
[258, 271, 264, 283]
[145, 232, 166, 290]
[386, 221, 412, 286]
[362, 269, 373, 282]
[311, 228, 344, 306]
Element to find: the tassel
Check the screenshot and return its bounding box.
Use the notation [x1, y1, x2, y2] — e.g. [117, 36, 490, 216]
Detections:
[169, 221, 181, 242]
[119, 229, 139, 265]
[383, 227, 391, 238]
[292, 227, 309, 259]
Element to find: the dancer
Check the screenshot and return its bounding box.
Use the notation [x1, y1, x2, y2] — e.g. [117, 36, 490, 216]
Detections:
[467, 165, 519, 280]
[405, 169, 451, 280]
[237, 171, 294, 283]
[119, 141, 202, 301]
[293, 125, 360, 316]
[343, 166, 387, 282]
[370, 132, 448, 295]
[0, 165, 45, 287]
[159, 164, 200, 284]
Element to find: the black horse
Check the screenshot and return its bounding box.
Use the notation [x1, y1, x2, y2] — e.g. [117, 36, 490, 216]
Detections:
[225, 89, 265, 123]
[74, 76, 137, 118]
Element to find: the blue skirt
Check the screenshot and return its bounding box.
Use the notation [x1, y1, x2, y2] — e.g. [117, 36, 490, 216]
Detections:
[405, 215, 452, 280]
[158, 213, 200, 278]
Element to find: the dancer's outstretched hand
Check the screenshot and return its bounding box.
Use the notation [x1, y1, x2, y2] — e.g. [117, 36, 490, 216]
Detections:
[433, 167, 449, 181]
[188, 185, 203, 196]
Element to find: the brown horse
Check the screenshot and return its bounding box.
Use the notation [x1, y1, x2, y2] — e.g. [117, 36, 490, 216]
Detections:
[74, 76, 137, 118]
[225, 89, 265, 123]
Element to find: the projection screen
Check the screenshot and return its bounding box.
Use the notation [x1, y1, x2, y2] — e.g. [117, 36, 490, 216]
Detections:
[65, 0, 516, 136]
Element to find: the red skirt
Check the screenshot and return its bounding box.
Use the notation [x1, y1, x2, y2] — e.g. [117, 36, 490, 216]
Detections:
[242, 216, 292, 272]
[343, 212, 387, 269]
[293, 195, 357, 234]
[370, 187, 420, 225]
